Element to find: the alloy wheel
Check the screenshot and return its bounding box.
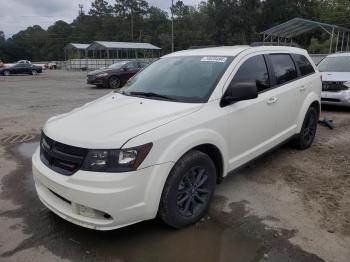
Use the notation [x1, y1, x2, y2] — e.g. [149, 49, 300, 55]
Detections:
[109, 77, 120, 89]
[177, 166, 210, 217]
[303, 111, 317, 144]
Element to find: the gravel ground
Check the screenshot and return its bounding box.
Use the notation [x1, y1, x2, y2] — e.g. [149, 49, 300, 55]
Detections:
[0, 70, 349, 262]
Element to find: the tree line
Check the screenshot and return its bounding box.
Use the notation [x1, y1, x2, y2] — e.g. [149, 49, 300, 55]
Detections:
[0, 0, 350, 62]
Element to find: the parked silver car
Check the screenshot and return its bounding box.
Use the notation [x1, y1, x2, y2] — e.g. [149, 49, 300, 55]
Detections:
[318, 53, 350, 107]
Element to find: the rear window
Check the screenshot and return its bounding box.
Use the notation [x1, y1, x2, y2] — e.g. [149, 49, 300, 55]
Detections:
[270, 54, 298, 85]
[293, 54, 315, 76]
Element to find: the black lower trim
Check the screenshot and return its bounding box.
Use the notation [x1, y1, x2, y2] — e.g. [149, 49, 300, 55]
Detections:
[321, 98, 341, 102]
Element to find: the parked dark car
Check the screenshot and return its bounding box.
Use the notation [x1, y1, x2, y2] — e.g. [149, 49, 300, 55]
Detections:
[87, 60, 149, 88]
[0, 63, 43, 76]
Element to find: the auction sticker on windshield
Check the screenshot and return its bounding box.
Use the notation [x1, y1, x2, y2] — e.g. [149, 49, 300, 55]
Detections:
[201, 57, 228, 63]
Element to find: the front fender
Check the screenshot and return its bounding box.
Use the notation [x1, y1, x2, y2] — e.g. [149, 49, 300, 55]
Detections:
[123, 127, 229, 219]
[126, 127, 229, 175]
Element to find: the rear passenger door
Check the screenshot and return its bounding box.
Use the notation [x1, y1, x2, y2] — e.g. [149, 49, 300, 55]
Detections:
[266, 53, 300, 141]
[292, 54, 316, 103]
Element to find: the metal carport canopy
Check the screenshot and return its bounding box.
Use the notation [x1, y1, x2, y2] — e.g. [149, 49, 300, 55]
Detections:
[261, 18, 350, 39]
[65, 43, 90, 50]
[87, 41, 161, 50]
[261, 18, 350, 53]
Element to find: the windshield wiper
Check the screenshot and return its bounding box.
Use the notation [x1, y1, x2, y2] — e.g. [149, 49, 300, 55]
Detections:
[129, 91, 175, 101]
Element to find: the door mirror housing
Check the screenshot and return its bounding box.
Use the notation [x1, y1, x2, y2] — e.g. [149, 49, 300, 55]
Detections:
[220, 81, 258, 107]
[123, 67, 128, 71]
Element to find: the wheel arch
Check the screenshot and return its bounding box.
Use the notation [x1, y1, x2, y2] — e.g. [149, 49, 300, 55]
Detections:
[296, 93, 321, 133]
[192, 144, 225, 184]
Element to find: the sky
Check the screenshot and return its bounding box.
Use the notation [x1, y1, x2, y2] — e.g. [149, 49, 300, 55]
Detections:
[0, 0, 201, 38]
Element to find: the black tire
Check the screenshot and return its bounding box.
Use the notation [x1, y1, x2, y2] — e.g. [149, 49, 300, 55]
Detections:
[3, 70, 10, 76]
[31, 70, 38, 75]
[158, 150, 217, 229]
[293, 106, 318, 150]
[96, 84, 104, 88]
[108, 76, 121, 89]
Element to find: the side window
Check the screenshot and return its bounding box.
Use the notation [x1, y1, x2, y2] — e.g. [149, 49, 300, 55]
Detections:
[231, 55, 270, 93]
[125, 62, 137, 69]
[270, 54, 298, 85]
[293, 54, 315, 76]
[138, 61, 148, 68]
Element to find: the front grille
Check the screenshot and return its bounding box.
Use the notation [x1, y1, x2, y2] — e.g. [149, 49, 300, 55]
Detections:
[40, 132, 88, 176]
[87, 75, 95, 81]
[322, 81, 348, 92]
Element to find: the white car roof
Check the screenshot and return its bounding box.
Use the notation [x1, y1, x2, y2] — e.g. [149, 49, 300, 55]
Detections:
[163, 45, 309, 58]
[326, 52, 350, 58]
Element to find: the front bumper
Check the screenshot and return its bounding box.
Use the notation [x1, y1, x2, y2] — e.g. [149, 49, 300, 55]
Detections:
[321, 90, 350, 107]
[32, 148, 173, 230]
[87, 76, 106, 86]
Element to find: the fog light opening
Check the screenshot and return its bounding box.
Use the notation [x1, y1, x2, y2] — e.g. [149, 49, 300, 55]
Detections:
[103, 213, 112, 219]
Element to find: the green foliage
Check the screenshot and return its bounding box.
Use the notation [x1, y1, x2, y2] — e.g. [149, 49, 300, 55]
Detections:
[0, 0, 349, 62]
[0, 31, 4, 43]
[309, 37, 331, 54]
[320, 0, 350, 28]
[89, 0, 113, 16]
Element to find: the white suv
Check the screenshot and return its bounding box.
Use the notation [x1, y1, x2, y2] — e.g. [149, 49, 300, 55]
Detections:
[318, 53, 350, 107]
[32, 46, 321, 230]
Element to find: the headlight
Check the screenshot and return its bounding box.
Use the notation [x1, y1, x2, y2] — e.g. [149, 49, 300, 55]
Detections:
[344, 81, 350, 89]
[81, 143, 152, 172]
[96, 73, 108, 77]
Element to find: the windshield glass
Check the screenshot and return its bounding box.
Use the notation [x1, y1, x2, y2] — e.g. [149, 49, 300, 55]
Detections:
[318, 56, 350, 72]
[108, 61, 129, 69]
[122, 56, 233, 103]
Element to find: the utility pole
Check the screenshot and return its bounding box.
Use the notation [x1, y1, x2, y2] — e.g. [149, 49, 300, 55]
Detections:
[78, 4, 84, 15]
[171, 0, 174, 52]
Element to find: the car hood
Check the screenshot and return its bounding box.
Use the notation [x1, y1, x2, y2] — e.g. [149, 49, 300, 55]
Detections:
[321, 72, 350, 82]
[43, 93, 202, 149]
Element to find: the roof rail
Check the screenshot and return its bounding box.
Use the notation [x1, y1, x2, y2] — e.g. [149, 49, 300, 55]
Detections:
[187, 45, 221, 49]
[250, 42, 301, 48]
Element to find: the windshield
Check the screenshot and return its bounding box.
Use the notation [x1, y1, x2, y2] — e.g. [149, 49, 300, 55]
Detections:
[122, 56, 233, 103]
[318, 56, 350, 72]
[108, 61, 129, 69]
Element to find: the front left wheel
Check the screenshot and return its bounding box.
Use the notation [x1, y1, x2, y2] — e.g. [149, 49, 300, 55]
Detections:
[158, 150, 217, 229]
[108, 76, 121, 89]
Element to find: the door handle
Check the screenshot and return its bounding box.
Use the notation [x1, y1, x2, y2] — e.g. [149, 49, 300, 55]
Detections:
[267, 97, 278, 105]
[299, 85, 307, 91]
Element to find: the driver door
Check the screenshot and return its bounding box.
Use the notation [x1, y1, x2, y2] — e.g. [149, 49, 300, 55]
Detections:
[120, 61, 138, 84]
[224, 54, 279, 170]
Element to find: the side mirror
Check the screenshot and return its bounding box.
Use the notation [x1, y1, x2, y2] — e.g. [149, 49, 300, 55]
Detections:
[123, 67, 128, 71]
[220, 81, 258, 107]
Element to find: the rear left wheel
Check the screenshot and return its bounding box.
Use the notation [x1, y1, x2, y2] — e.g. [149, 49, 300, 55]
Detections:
[31, 70, 38, 75]
[293, 106, 318, 150]
[3, 70, 10, 76]
[159, 150, 216, 228]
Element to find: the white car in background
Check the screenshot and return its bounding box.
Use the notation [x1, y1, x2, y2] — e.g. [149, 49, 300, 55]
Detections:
[318, 53, 350, 107]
